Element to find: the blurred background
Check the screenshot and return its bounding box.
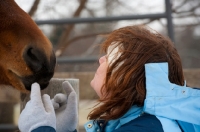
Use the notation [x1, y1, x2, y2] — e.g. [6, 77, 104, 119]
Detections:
[14, 0, 200, 70]
[0, 0, 200, 131]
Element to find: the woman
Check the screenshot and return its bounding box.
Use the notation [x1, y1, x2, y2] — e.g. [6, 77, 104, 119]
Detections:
[85, 25, 184, 132]
[18, 25, 200, 132]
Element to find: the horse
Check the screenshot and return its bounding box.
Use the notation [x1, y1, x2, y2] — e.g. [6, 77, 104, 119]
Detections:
[0, 0, 56, 93]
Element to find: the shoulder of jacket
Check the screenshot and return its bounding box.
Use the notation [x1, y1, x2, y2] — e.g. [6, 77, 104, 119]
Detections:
[113, 113, 164, 132]
[31, 126, 56, 132]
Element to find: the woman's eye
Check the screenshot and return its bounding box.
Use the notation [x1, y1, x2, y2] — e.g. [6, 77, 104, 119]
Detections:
[105, 55, 108, 60]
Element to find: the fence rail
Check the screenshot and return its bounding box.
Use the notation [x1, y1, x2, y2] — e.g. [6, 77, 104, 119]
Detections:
[0, 124, 18, 131]
[35, 13, 167, 25]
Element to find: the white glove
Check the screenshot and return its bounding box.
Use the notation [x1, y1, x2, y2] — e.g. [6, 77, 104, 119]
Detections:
[51, 81, 78, 132]
[18, 83, 56, 132]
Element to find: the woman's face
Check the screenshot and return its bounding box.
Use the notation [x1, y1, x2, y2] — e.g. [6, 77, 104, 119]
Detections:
[90, 55, 108, 98]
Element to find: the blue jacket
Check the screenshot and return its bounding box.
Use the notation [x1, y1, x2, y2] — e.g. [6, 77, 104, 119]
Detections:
[144, 62, 200, 132]
[112, 113, 163, 132]
[31, 126, 56, 132]
[31, 126, 77, 132]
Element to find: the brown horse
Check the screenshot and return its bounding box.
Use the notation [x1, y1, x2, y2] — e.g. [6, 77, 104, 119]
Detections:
[0, 0, 56, 93]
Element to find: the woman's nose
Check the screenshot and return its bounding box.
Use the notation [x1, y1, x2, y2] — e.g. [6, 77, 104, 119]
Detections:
[99, 56, 106, 64]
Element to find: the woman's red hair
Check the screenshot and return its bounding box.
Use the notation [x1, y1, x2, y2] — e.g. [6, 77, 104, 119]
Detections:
[88, 25, 184, 121]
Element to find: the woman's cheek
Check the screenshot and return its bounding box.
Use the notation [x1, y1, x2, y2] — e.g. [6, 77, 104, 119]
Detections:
[90, 61, 108, 98]
[90, 75, 104, 98]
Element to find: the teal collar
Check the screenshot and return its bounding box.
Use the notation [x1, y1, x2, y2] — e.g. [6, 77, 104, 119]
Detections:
[84, 105, 143, 132]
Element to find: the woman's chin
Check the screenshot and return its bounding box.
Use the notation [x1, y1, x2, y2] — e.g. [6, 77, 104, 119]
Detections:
[90, 79, 94, 88]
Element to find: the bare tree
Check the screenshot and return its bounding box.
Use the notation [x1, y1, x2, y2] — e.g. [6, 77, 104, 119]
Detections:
[172, 0, 200, 27]
[28, 0, 40, 17]
[55, 0, 88, 57]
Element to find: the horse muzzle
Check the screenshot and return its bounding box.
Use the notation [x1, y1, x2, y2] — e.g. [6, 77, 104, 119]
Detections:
[22, 46, 56, 91]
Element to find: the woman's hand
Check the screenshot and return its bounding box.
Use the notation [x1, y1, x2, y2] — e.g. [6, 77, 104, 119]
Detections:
[51, 81, 78, 132]
[18, 83, 56, 132]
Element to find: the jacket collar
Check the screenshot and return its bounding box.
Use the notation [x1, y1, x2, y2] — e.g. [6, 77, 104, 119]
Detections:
[105, 105, 143, 131]
[84, 105, 143, 132]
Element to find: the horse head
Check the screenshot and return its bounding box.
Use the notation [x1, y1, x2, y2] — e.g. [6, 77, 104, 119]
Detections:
[0, 0, 56, 93]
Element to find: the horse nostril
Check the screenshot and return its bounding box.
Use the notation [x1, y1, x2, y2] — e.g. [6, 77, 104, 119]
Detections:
[23, 47, 43, 72]
[27, 48, 38, 61]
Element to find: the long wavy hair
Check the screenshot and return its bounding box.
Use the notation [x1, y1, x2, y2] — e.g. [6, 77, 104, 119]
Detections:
[88, 25, 184, 121]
